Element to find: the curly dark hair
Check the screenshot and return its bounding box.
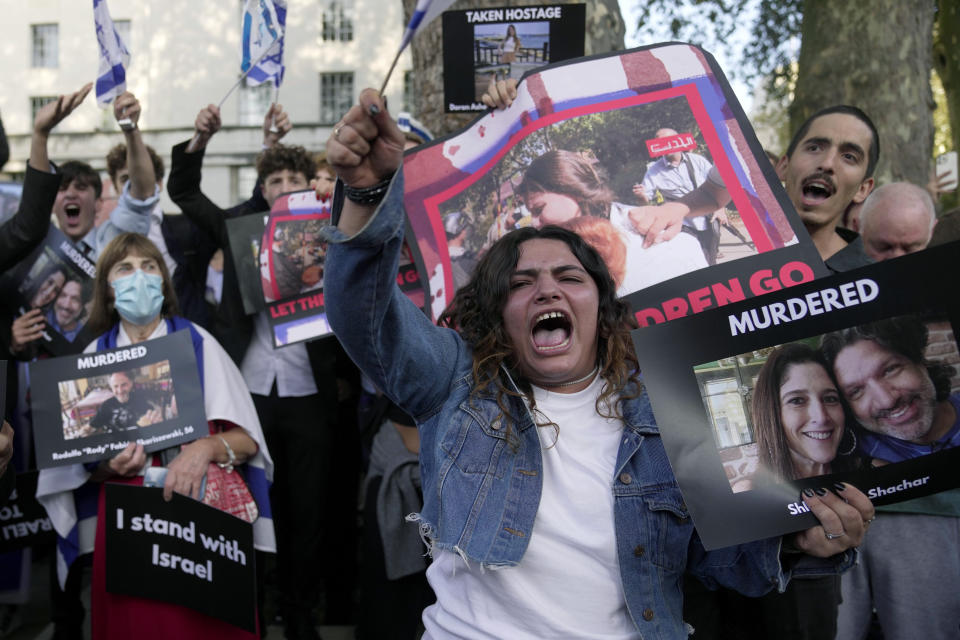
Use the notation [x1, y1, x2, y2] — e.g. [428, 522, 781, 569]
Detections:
[256, 144, 315, 185]
[105, 143, 164, 186]
[820, 314, 953, 402]
[439, 225, 640, 442]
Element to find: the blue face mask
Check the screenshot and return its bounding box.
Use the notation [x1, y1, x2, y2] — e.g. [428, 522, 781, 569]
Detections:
[111, 269, 164, 326]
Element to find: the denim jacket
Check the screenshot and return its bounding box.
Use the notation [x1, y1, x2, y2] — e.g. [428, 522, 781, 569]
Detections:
[323, 170, 848, 638]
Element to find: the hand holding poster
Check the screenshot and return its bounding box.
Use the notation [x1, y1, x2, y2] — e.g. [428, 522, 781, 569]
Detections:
[0, 228, 97, 355]
[29, 330, 205, 469]
[105, 483, 256, 632]
[630, 244, 960, 549]
[403, 43, 826, 325]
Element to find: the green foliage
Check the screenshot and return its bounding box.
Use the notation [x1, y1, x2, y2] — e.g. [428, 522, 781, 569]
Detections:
[632, 0, 803, 100]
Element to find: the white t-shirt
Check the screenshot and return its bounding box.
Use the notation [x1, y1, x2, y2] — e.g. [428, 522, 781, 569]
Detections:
[422, 376, 639, 639]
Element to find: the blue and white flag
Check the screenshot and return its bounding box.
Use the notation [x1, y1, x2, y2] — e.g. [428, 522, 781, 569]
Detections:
[398, 0, 455, 52]
[92, 0, 131, 107]
[241, 0, 287, 88]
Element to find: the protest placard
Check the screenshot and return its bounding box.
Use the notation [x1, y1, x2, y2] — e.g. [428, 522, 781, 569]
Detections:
[0, 471, 55, 553]
[630, 243, 960, 549]
[0, 227, 97, 355]
[239, 191, 426, 348]
[105, 483, 256, 632]
[226, 212, 271, 316]
[442, 3, 585, 112]
[30, 330, 205, 469]
[404, 42, 827, 325]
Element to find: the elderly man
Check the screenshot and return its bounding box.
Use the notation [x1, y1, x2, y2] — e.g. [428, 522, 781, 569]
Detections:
[633, 127, 727, 264]
[857, 182, 936, 261]
[88, 371, 162, 434]
[623, 105, 879, 273]
[822, 316, 960, 640]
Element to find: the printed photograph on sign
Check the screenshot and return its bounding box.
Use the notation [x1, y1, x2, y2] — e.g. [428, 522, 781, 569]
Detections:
[405, 43, 822, 326]
[58, 361, 178, 441]
[260, 214, 327, 303]
[697, 314, 960, 494]
[630, 246, 960, 549]
[442, 4, 585, 112]
[19, 250, 94, 342]
[29, 330, 205, 469]
[472, 21, 550, 102]
[430, 96, 758, 300]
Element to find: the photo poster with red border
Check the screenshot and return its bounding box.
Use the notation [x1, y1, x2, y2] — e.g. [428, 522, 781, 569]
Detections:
[401, 42, 828, 327]
[259, 191, 425, 348]
[629, 244, 960, 550]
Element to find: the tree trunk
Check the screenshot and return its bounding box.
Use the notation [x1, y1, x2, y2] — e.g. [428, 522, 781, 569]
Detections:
[403, 0, 626, 138]
[790, 0, 937, 186]
[934, 0, 960, 160]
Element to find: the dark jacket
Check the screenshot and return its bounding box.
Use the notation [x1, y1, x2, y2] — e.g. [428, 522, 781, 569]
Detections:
[0, 166, 59, 272]
[160, 212, 219, 330]
[166, 140, 346, 385]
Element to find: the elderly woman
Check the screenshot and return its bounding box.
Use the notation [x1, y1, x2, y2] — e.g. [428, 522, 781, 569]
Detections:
[37, 233, 273, 640]
[322, 90, 873, 638]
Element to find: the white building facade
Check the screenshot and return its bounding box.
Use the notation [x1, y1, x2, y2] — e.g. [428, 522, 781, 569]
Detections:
[0, 0, 413, 211]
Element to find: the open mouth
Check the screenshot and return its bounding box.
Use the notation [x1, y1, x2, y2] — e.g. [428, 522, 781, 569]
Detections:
[531, 310, 571, 352]
[800, 176, 835, 204]
[801, 429, 834, 441]
[64, 204, 81, 220]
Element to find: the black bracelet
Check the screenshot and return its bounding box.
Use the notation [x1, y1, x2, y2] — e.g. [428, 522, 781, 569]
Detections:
[343, 173, 394, 205]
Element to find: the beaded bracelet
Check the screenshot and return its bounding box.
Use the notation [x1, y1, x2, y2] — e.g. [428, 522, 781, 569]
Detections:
[343, 172, 395, 205]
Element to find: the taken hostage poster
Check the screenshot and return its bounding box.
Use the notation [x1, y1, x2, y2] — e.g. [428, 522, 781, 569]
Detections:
[401, 42, 827, 326]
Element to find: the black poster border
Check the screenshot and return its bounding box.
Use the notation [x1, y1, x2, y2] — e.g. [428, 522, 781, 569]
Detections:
[631, 243, 960, 549]
[30, 330, 206, 469]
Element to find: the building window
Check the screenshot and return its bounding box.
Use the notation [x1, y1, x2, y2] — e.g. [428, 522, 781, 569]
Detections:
[114, 20, 131, 50]
[320, 72, 354, 125]
[235, 166, 259, 204]
[321, 0, 353, 42]
[30, 96, 58, 123]
[31, 24, 58, 68]
[403, 71, 414, 114]
[239, 83, 274, 126]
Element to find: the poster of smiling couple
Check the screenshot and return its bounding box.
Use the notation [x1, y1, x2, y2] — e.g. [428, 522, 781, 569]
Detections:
[403, 42, 827, 326]
[0, 227, 97, 355]
[630, 244, 960, 549]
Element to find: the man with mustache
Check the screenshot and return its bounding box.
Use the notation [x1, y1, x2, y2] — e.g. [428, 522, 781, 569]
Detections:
[45, 278, 88, 343]
[821, 316, 960, 640]
[823, 316, 959, 461]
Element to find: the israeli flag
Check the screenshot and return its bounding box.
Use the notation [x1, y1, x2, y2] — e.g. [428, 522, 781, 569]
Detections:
[398, 0, 455, 51]
[93, 0, 131, 107]
[241, 0, 287, 87]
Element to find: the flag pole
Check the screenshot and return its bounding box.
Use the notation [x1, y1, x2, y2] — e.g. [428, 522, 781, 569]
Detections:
[186, 39, 279, 152]
[378, 49, 403, 97]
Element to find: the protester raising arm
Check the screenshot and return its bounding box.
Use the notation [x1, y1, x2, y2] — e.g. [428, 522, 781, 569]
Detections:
[92, 91, 160, 250]
[0, 86, 90, 271]
[113, 92, 155, 200]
